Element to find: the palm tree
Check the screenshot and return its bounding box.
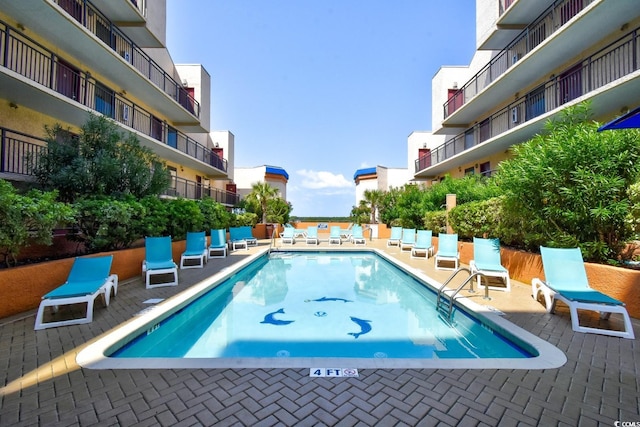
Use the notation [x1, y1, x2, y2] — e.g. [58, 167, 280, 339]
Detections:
[248, 182, 279, 223]
[362, 189, 384, 224]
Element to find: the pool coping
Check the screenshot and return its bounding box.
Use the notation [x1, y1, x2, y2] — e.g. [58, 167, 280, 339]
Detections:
[77, 247, 567, 370]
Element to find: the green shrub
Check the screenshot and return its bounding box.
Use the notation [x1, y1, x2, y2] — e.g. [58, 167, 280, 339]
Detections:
[198, 198, 232, 231]
[0, 180, 75, 266]
[448, 197, 504, 239]
[71, 196, 144, 253]
[423, 211, 447, 234]
[496, 102, 640, 262]
[164, 198, 205, 240]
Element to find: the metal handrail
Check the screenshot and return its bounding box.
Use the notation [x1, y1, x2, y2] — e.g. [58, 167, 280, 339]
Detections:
[436, 267, 491, 319]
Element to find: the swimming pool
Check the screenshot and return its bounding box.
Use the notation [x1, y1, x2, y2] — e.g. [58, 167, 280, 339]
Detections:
[78, 248, 566, 369]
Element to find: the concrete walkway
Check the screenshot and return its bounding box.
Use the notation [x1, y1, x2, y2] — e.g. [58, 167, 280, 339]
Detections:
[0, 239, 638, 426]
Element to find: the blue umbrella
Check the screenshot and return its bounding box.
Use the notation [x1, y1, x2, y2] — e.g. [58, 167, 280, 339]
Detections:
[598, 106, 640, 131]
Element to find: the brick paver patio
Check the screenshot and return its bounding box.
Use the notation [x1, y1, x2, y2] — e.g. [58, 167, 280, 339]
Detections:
[0, 239, 638, 426]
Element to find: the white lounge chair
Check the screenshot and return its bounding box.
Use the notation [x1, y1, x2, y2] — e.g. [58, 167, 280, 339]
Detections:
[532, 246, 634, 339]
[351, 225, 366, 245]
[411, 230, 434, 259]
[208, 229, 227, 259]
[435, 233, 459, 270]
[229, 227, 249, 250]
[143, 236, 178, 289]
[399, 228, 416, 251]
[387, 226, 402, 247]
[469, 237, 511, 292]
[280, 227, 295, 245]
[306, 226, 319, 245]
[180, 231, 207, 269]
[34, 255, 118, 330]
[329, 226, 342, 245]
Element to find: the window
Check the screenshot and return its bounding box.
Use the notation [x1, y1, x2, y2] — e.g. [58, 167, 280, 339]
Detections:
[526, 85, 545, 121]
[464, 129, 474, 150]
[479, 118, 490, 143]
[167, 126, 178, 148]
[558, 63, 583, 105]
[94, 83, 114, 118]
[464, 167, 475, 176]
[150, 116, 163, 141]
[480, 161, 491, 177]
[447, 89, 463, 116]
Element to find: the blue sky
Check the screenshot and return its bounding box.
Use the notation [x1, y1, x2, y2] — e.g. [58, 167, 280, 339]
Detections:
[166, 1, 476, 217]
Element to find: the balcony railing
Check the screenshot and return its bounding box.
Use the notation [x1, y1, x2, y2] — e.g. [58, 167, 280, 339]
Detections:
[0, 21, 225, 173]
[444, 0, 594, 118]
[163, 176, 241, 205]
[417, 26, 640, 173]
[0, 128, 46, 176]
[0, 126, 239, 204]
[53, 0, 199, 118]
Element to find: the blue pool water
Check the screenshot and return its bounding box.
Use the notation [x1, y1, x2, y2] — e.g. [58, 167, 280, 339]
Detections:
[112, 251, 533, 360]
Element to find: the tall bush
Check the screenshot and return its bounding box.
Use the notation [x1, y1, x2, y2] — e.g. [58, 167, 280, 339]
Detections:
[32, 114, 170, 203]
[71, 196, 145, 253]
[495, 103, 640, 262]
[0, 180, 75, 266]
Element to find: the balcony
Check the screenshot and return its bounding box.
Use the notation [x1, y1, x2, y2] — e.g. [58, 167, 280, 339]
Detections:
[0, 1, 202, 130]
[480, 0, 557, 50]
[0, 128, 46, 179]
[416, 26, 640, 177]
[88, 0, 155, 46]
[0, 24, 227, 176]
[163, 177, 241, 206]
[1, 127, 236, 204]
[441, 0, 637, 128]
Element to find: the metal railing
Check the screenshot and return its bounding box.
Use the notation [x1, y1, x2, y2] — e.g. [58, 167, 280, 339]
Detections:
[0, 21, 226, 173]
[444, 0, 594, 118]
[0, 126, 239, 204]
[53, 0, 199, 117]
[0, 128, 46, 176]
[163, 176, 240, 205]
[417, 26, 640, 173]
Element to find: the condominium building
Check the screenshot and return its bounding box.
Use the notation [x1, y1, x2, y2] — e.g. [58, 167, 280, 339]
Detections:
[355, 0, 640, 203]
[414, 0, 640, 183]
[234, 165, 289, 200]
[0, 0, 239, 205]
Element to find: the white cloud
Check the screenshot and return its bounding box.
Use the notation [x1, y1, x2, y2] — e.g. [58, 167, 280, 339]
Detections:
[296, 169, 354, 190]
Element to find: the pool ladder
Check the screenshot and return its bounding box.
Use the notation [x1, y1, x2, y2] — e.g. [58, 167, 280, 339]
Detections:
[268, 224, 279, 256]
[436, 267, 491, 320]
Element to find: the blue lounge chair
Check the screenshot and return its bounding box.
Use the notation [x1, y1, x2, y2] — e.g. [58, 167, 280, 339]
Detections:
[180, 231, 208, 269]
[351, 225, 366, 245]
[34, 255, 118, 330]
[387, 226, 402, 247]
[340, 223, 354, 240]
[306, 226, 319, 245]
[228, 227, 248, 250]
[399, 228, 416, 251]
[411, 230, 434, 259]
[239, 226, 258, 246]
[280, 227, 295, 245]
[435, 233, 459, 270]
[469, 237, 511, 291]
[532, 246, 634, 339]
[329, 226, 342, 245]
[208, 229, 227, 259]
[143, 236, 178, 289]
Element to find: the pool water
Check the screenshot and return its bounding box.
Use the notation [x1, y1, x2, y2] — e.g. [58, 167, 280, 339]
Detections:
[112, 252, 532, 360]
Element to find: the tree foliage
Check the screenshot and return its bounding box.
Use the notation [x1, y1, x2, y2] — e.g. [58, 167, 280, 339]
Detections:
[32, 114, 170, 202]
[495, 102, 640, 262]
